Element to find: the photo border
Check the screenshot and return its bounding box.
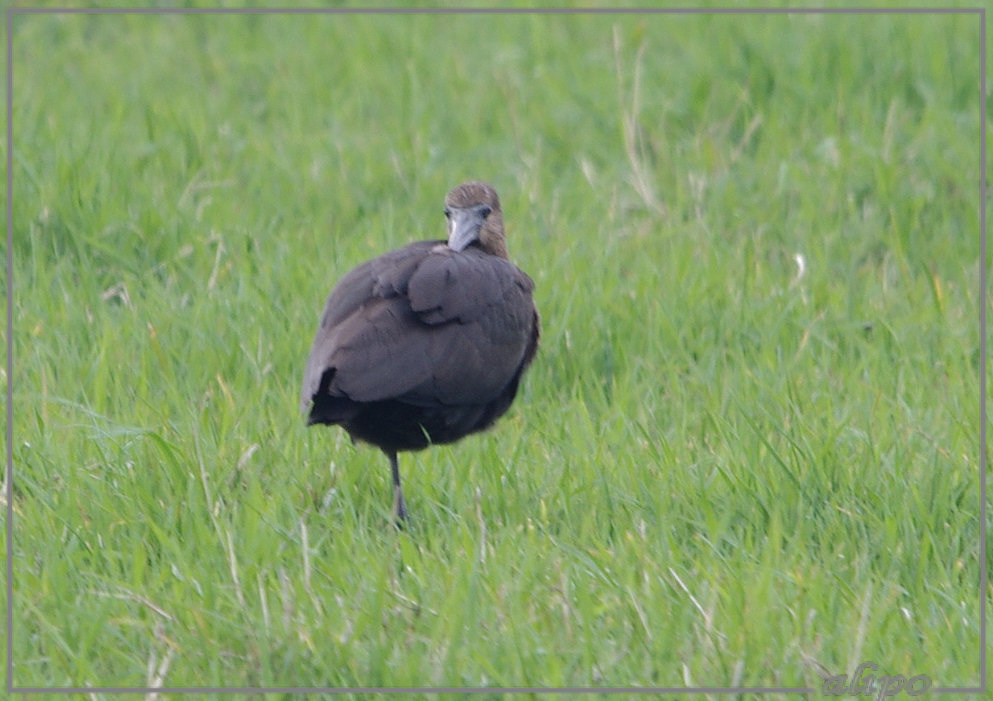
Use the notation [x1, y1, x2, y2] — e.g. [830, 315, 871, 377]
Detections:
[4, 4, 986, 696]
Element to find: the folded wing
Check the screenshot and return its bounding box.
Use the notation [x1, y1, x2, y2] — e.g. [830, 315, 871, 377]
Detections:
[301, 241, 537, 411]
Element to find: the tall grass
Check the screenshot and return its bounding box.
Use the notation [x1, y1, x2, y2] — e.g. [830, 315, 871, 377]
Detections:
[5, 7, 986, 694]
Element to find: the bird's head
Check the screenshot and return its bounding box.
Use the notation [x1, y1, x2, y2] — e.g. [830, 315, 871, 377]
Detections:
[443, 181, 507, 259]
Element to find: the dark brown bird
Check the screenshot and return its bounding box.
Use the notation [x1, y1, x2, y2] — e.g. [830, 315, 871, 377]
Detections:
[301, 182, 540, 521]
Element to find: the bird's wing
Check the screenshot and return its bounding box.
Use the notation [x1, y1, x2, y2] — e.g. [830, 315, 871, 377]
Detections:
[301, 244, 536, 409]
[300, 241, 437, 409]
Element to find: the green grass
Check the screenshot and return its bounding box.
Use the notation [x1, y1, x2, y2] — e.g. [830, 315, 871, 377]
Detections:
[4, 5, 988, 697]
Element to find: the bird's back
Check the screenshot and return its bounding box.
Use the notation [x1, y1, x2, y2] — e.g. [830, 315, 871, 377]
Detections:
[301, 239, 539, 452]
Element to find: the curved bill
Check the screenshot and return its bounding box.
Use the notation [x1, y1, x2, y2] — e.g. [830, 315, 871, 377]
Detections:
[447, 207, 486, 252]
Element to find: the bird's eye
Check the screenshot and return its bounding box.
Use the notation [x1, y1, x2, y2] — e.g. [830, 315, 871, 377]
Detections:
[479, 205, 492, 218]
[443, 208, 451, 219]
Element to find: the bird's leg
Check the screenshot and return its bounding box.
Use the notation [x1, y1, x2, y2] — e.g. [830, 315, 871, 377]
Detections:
[388, 450, 408, 523]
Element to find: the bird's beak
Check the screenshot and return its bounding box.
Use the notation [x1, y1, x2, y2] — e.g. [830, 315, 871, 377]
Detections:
[447, 207, 485, 252]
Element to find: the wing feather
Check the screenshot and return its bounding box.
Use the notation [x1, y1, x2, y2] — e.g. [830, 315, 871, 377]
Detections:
[301, 241, 536, 411]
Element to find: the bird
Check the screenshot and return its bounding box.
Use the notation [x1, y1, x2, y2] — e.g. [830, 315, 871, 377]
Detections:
[300, 181, 540, 522]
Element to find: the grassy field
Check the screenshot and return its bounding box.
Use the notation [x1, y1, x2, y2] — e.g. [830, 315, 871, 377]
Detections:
[4, 4, 988, 698]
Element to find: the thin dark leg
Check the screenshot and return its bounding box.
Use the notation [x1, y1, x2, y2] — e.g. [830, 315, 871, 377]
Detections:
[388, 449, 407, 523]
